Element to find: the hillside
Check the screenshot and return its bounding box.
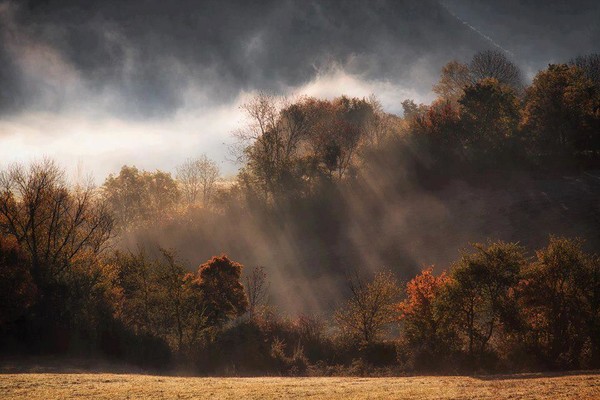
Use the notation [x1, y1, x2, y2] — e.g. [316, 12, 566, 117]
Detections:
[128, 169, 600, 315]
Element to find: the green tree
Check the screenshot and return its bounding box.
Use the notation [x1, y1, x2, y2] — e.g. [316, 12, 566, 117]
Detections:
[458, 78, 521, 163]
[441, 241, 526, 361]
[110, 247, 208, 352]
[103, 166, 180, 227]
[335, 271, 401, 344]
[109, 248, 161, 336]
[519, 237, 597, 368]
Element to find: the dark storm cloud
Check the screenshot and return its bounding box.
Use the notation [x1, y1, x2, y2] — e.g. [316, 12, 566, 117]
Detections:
[441, 0, 600, 71]
[1, 0, 490, 118]
[0, 37, 24, 112]
[1, 0, 599, 119]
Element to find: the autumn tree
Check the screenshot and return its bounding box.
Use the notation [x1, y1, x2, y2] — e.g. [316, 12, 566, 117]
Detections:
[335, 270, 401, 344]
[585, 250, 600, 367]
[568, 54, 600, 153]
[102, 166, 145, 227]
[0, 235, 36, 329]
[521, 64, 599, 156]
[110, 247, 208, 352]
[409, 100, 463, 169]
[103, 166, 180, 227]
[0, 160, 118, 355]
[176, 155, 220, 208]
[154, 248, 189, 350]
[109, 248, 161, 336]
[0, 160, 113, 284]
[189, 255, 248, 327]
[519, 237, 598, 368]
[363, 96, 399, 146]
[570, 53, 600, 87]
[236, 94, 379, 201]
[433, 60, 472, 104]
[441, 241, 526, 361]
[397, 267, 454, 367]
[458, 78, 521, 163]
[307, 96, 375, 179]
[235, 94, 310, 200]
[148, 170, 182, 214]
[434, 51, 522, 105]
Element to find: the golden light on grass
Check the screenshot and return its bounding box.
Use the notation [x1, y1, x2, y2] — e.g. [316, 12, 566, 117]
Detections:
[1, 372, 599, 399]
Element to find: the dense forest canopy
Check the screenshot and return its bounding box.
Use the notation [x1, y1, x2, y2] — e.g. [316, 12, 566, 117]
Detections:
[94, 51, 599, 315]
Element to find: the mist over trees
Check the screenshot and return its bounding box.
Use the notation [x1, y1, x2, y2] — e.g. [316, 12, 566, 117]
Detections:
[103, 166, 180, 228]
[335, 271, 401, 344]
[522, 64, 600, 157]
[1, 50, 599, 375]
[434, 50, 523, 104]
[176, 156, 220, 208]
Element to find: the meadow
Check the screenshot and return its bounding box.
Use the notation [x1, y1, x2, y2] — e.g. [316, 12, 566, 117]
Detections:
[1, 371, 599, 399]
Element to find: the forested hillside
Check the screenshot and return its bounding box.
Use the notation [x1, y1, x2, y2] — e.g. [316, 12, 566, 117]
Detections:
[1, 49, 599, 375]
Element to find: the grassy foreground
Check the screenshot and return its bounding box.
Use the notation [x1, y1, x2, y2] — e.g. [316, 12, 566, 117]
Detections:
[1, 372, 600, 399]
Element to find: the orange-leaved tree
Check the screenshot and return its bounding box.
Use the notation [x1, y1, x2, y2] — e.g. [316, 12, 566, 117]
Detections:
[397, 266, 454, 357]
[190, 255, 248, 328]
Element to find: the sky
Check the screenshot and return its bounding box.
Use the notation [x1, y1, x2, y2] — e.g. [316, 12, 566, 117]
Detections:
[1, 0, 599, 182]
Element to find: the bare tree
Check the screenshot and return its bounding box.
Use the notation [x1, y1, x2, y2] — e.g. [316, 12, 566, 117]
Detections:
[365, 96, 398, 145]
[176, 155, 220, 207]
[469, 50, 523, 89]
[570, 53, 600, 87]
[0, 159, 113, 282]
[232, 93, 281, 164]
[335, 270, 401, 344]
[245, 265, 269, 313]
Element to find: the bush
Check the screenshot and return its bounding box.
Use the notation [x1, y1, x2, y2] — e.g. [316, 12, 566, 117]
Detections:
[270, 338, 308, 376]
[99, 322, 172, 370]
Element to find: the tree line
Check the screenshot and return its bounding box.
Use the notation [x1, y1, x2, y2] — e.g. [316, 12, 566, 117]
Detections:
[99, 51, 600, 221]
[1, 50, 599, 374]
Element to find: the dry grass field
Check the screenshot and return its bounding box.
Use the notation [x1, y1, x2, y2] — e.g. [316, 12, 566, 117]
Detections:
[1, 371, 599, 399]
